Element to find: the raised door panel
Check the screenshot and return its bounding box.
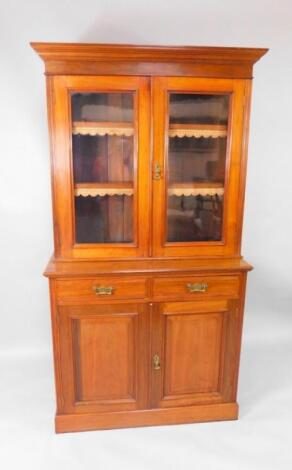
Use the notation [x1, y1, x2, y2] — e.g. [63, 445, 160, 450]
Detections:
[73, 316, 135, 401]
[164, 312, 223, 396]
[152, 76, 250, 257]
[58, 303, 149, 413]
[150, 300, 239, 408]
[47, 75, 151, 258]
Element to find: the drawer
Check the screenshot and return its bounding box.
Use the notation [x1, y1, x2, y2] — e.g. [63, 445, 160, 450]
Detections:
[56, 277, 148, 303]
[153, 275, 240, 299]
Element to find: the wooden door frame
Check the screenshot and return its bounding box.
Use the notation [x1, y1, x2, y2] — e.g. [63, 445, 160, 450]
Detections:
[151, 76, 251, 258]
[47, 75, 151, 259]
[57, 302, 149, 414]
[150, 299, 240, 409]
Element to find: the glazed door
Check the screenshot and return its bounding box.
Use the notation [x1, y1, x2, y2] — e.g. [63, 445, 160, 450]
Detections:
[58, 303, 149, 414]
[49, 75, 150, 258]
[150, 300, 239, 408]
[152, 77, 247, 257]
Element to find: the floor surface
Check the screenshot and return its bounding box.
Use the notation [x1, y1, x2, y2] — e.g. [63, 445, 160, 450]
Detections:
[1, 308, 291, 470]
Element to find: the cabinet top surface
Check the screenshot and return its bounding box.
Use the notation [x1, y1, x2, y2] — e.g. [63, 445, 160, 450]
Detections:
[44, 257, 253, 278]
[31, 42, 268, 78]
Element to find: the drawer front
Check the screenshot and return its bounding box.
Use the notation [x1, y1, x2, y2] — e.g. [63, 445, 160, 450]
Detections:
[153, 275, 240, 300]
[56, 277, 148, 303]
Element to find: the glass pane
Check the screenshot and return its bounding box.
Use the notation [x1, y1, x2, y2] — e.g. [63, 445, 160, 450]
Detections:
[72, 93, 133, 122]
[167, 93, 229, 242]
[71, 92, 135, 244]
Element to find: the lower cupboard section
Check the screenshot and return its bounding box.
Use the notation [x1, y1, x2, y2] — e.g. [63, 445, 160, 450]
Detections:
[53, 295, 243, 431]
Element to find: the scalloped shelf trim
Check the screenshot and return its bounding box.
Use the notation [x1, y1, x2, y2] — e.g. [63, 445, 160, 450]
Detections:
[169, 129, 227, 139]
[75, 188, 133, 197]
[168, 187, 224, 197]
[72, 125, 134, 137]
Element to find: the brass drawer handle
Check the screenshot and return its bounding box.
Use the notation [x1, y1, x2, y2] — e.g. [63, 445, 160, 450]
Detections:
[187, 282, 208, 293]
[152, 354, 161, 370]
[93, 286, 114, 296]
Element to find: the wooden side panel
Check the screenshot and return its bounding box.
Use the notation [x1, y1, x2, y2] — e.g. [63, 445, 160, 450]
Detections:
[57, 303, 149, 414]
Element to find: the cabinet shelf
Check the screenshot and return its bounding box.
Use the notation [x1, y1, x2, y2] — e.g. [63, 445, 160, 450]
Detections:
[72, 121, 134, 137]
[169, 124, 227, 139]
[74, 182, 134, 197]
[168, 182, 224, 196]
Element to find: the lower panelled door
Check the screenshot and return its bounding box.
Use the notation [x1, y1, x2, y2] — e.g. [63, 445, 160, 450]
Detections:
[150, 299, 240, 408]
[57, 303, 149, 414]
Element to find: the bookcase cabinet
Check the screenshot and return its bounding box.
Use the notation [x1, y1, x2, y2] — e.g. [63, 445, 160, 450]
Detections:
[32, 42, 267, 432]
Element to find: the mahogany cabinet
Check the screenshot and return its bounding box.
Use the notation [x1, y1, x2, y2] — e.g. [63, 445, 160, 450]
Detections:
[32, 43, 267, 432]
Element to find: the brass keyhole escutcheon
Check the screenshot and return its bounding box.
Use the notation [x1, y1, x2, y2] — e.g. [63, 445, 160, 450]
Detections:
[153, 163, 162, 180]
[152, 354, 161, 370]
